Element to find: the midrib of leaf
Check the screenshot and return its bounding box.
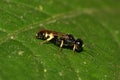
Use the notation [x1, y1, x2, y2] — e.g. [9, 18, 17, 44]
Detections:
[0, 9, 95, 45]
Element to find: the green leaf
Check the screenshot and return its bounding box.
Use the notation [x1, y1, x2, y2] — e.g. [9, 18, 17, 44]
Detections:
[0, 0, 119, 80]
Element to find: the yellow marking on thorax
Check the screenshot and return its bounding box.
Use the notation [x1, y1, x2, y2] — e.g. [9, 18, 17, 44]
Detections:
[41, 33, 54, 44]
[46, 33, 54, 41]
[45, 32, 48, 38]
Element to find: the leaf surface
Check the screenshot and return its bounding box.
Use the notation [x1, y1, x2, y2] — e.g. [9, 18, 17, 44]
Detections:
[0, 0, 119, 80]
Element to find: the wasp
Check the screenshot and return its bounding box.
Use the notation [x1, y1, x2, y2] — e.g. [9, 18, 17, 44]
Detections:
[36, 29, 84, 52]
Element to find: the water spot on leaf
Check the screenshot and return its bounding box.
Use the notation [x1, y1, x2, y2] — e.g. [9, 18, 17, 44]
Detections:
[18, 50, 24, 56]
[44, 68, 47, 73]
[78, 77, 82, 80]
[115, 30, 119, 34]
[35, 5, 44, 11]
[58, 70, 64, 76]
[83, 61, 87, 64]
[10, 36, 14, 39]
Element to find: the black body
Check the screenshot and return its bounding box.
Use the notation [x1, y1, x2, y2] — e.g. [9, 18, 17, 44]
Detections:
[36, 30, 83, 52]
[55, 34, 83, 52]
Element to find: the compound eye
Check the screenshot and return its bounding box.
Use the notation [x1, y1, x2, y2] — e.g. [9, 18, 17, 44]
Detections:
[75, 39, 83, 52]
[36, 32, 45, 39]
[75, 39, 83, 46]
[40, 32, 44, 36]
[76, 41, 80, 45]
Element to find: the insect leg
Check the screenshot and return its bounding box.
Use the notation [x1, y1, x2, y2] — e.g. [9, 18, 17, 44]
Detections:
[73, 44, 76, 53]
[59, 40, 64, 51]
[41, 33, 54, 44]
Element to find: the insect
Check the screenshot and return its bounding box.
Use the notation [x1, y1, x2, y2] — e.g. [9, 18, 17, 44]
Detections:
[36, 29, 84, 52]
